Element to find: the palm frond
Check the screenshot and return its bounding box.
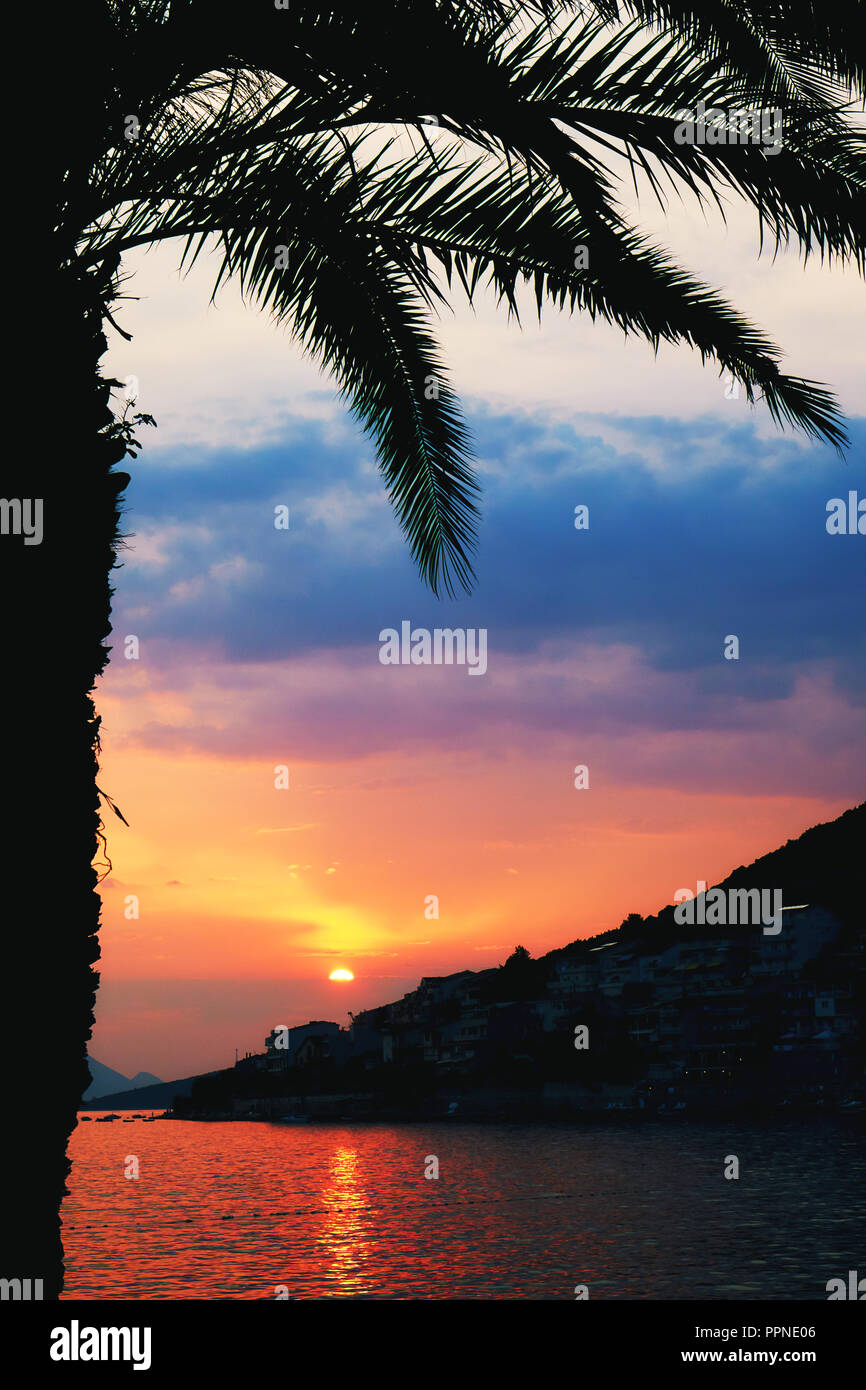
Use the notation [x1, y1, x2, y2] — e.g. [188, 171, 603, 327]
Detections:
[72, 0, 866, 589]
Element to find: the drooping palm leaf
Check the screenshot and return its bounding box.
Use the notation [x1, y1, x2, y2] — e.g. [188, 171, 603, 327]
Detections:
[68, 0, 866, 590]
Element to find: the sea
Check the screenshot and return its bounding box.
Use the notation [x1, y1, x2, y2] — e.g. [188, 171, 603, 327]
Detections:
[60, 1112, 865, 1299]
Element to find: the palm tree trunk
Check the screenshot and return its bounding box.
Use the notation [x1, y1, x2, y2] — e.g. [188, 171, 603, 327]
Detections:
[1, 261, 130, 1297]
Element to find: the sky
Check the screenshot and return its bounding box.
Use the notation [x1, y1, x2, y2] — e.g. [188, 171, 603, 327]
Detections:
[90, 178, 866, 1081]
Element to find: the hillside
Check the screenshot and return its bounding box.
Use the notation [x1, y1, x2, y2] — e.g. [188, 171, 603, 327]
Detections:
[547, 800, 865, 962]
[81, 1070, 224, 1111]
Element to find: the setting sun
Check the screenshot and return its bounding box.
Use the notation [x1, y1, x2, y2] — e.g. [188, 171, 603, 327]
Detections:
[328, 968, 354, 982]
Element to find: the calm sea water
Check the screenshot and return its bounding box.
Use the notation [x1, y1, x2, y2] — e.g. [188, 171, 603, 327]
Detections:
[60, 1114, 865, 1300]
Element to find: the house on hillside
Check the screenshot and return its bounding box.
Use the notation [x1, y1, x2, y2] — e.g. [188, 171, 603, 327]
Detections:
[263, 1020, 341, 1070]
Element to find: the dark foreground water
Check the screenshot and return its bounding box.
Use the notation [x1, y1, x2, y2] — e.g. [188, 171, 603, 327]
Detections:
[61, 1114, 865, 1299]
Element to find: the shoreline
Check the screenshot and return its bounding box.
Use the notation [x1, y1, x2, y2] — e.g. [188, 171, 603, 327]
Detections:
[158, 1101, 865, 1125]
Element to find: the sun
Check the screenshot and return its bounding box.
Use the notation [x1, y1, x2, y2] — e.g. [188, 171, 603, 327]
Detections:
[328, 968, 354, 982]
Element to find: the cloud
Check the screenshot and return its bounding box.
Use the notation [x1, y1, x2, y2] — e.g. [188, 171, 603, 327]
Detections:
[255, 824, 319, 834]
[97, 406, 865, 804]
[109, 407, 865, 678]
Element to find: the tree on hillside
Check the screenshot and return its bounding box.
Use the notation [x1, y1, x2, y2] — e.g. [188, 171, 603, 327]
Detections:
[506, 946, 534, 966]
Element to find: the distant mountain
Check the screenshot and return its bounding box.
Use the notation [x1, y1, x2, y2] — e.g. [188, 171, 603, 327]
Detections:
[130, 1071, 162, 1089]
[80, 1071, 223, 1110]
[83, 1057, 162, 1101]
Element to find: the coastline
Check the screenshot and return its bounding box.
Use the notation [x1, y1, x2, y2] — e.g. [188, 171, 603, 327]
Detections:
[159, 1092, 865, 1125]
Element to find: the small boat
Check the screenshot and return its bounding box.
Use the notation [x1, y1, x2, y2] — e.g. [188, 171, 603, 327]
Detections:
[122, 1117, 135, 1123]
[95, 1114, 120, 1123]
[79, 1115, 92, 1122]
[141, 1116, 157, 1122]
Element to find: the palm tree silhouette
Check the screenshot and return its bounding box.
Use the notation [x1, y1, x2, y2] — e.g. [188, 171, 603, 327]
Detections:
[7, 0, 863, 1296]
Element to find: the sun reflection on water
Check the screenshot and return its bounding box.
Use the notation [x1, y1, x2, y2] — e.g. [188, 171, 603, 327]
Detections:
[317, 1145, 375, 1297]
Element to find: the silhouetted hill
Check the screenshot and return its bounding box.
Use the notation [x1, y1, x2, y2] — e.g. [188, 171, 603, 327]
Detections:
[547, 800, 865, 962]
[718, 802, 864, 921]
[80, 1071, 224, 1110]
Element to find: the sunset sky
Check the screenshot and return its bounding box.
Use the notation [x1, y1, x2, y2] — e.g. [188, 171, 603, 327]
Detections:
[91, 186, 866, 1081]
